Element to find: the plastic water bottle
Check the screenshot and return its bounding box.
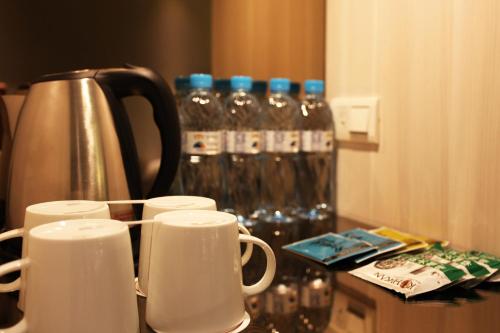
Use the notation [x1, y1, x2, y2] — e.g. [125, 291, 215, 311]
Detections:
[290, 81, 302, 103]
[214, 78, 231, 104]
[296, 80, 335, 332]
[170, 76, 191, 195]
[263, 281, 300, 333]
[298, 79, 335, 236]
[297, 269, 333, 333]
[179, 74, 225, 203]
[251, 80, 268, 106]
[259, 78, 302, 220]
[259, 78, 302, 333]
[222, 76, 266, 325]
[174, 76, 190, 109]
[223, 76, 262, 222]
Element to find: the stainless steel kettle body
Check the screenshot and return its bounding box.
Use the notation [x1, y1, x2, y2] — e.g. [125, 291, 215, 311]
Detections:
[6, 66, 181, 228]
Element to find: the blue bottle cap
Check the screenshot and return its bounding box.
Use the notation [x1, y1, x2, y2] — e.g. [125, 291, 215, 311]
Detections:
[304, 80, 324, 94]
[174, 76, 190, 91]
[231, 76, 253, 91]
[269, 78, 291, 93]
[190, 74, 212, 89]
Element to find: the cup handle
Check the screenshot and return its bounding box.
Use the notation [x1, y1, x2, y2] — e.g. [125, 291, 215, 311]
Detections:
[0, 228, 24, 292]
[237, 224, 253, 266]
[239, 234, 276, 296]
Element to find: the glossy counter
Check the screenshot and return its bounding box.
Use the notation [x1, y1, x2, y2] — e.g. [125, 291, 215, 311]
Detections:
[0, 217, 499, 333]
[1, 274, 498, 333]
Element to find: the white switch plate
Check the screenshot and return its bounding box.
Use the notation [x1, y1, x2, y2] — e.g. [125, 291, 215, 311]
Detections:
[330, 97, 379, 144]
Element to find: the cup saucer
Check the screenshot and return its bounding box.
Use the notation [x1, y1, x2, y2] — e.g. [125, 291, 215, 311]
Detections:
[149, 311, 251, 333]
[135, 277, 146, 298]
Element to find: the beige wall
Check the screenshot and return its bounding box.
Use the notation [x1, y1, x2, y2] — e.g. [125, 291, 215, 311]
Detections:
[327, 0, 500, 255]
[212, 0, 325, 85]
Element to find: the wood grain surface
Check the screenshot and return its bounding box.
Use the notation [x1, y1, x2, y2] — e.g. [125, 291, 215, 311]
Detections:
[326, 0, 500, 255]
[211, 0, 326, 86]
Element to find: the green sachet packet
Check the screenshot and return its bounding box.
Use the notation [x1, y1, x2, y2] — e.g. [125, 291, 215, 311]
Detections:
[464, 250, 500, 282]
[429, 244, 491, 279]
[396, 253, 466, 282]
[465, 250, 500, 270]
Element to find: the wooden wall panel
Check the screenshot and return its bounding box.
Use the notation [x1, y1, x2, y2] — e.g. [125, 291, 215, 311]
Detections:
[327, 0, 500, 255]
[211, 0, 326, 84]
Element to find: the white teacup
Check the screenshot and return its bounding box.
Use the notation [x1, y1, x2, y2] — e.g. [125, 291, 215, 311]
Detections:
[0, 219, 138, 333]
[0, 200, 110, 309]
[146, 210, 276, 333]
[138, 195, 252, 297]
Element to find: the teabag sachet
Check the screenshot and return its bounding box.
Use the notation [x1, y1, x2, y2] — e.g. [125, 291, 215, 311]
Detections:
[349, 252, 466, 298]
[420, 244, 493, 287]
[464, 250, 500, 283]
[340, 228, 405, 263]
[370, 227, 429, 254]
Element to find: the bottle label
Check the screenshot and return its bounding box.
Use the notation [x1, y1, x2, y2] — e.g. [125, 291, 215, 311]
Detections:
[301, 130, 334, 152]
[264, 284, 299, 314]
[300, 280, 332, 308]
[226, 131, 261, 154]
[183, 131, 222, 155]
[265, 130, 300, 153]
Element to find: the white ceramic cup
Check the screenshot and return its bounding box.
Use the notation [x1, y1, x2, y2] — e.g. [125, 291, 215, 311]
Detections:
[0, 219, 139, 333]
[138, 195, 253, 297]
[0, 200, 110, 309]
[146, 210, 276, 333]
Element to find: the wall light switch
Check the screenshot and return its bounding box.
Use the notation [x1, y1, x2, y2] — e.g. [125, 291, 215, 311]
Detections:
[348, 106, 370, 133]
[330, 97, 379, 145]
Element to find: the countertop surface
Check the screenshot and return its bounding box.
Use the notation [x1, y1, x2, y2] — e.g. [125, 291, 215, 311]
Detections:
[1, 279, 498, 333]
[0, 217, 499, 333]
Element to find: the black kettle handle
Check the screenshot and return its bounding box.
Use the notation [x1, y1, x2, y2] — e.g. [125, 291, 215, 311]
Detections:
[95, 66, 181, 198]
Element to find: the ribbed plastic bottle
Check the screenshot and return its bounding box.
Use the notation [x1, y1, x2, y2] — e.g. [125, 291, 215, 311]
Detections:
[223, 76, 262, 224]
[169, 76, 192, 195]
[290, 81, 302, 103]
[214, 78, 231, 105]
[174, 76, 190, 109]
[179, 74, 225, 204]
[251, 80, 268, 106]
[298, 79, 335, 236]
[297, 80, 335, 332]
[297, 268, 333, 333]
[259, 78, 302, 333]
[259, 78, 302, 222]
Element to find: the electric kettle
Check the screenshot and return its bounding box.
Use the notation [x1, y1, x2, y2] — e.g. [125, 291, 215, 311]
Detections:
[6, 65, 181, 228]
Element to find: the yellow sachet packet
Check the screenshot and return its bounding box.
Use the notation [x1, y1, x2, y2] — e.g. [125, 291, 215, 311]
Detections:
[414, 235, 449, 249]
[370, 227, 428, 254]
